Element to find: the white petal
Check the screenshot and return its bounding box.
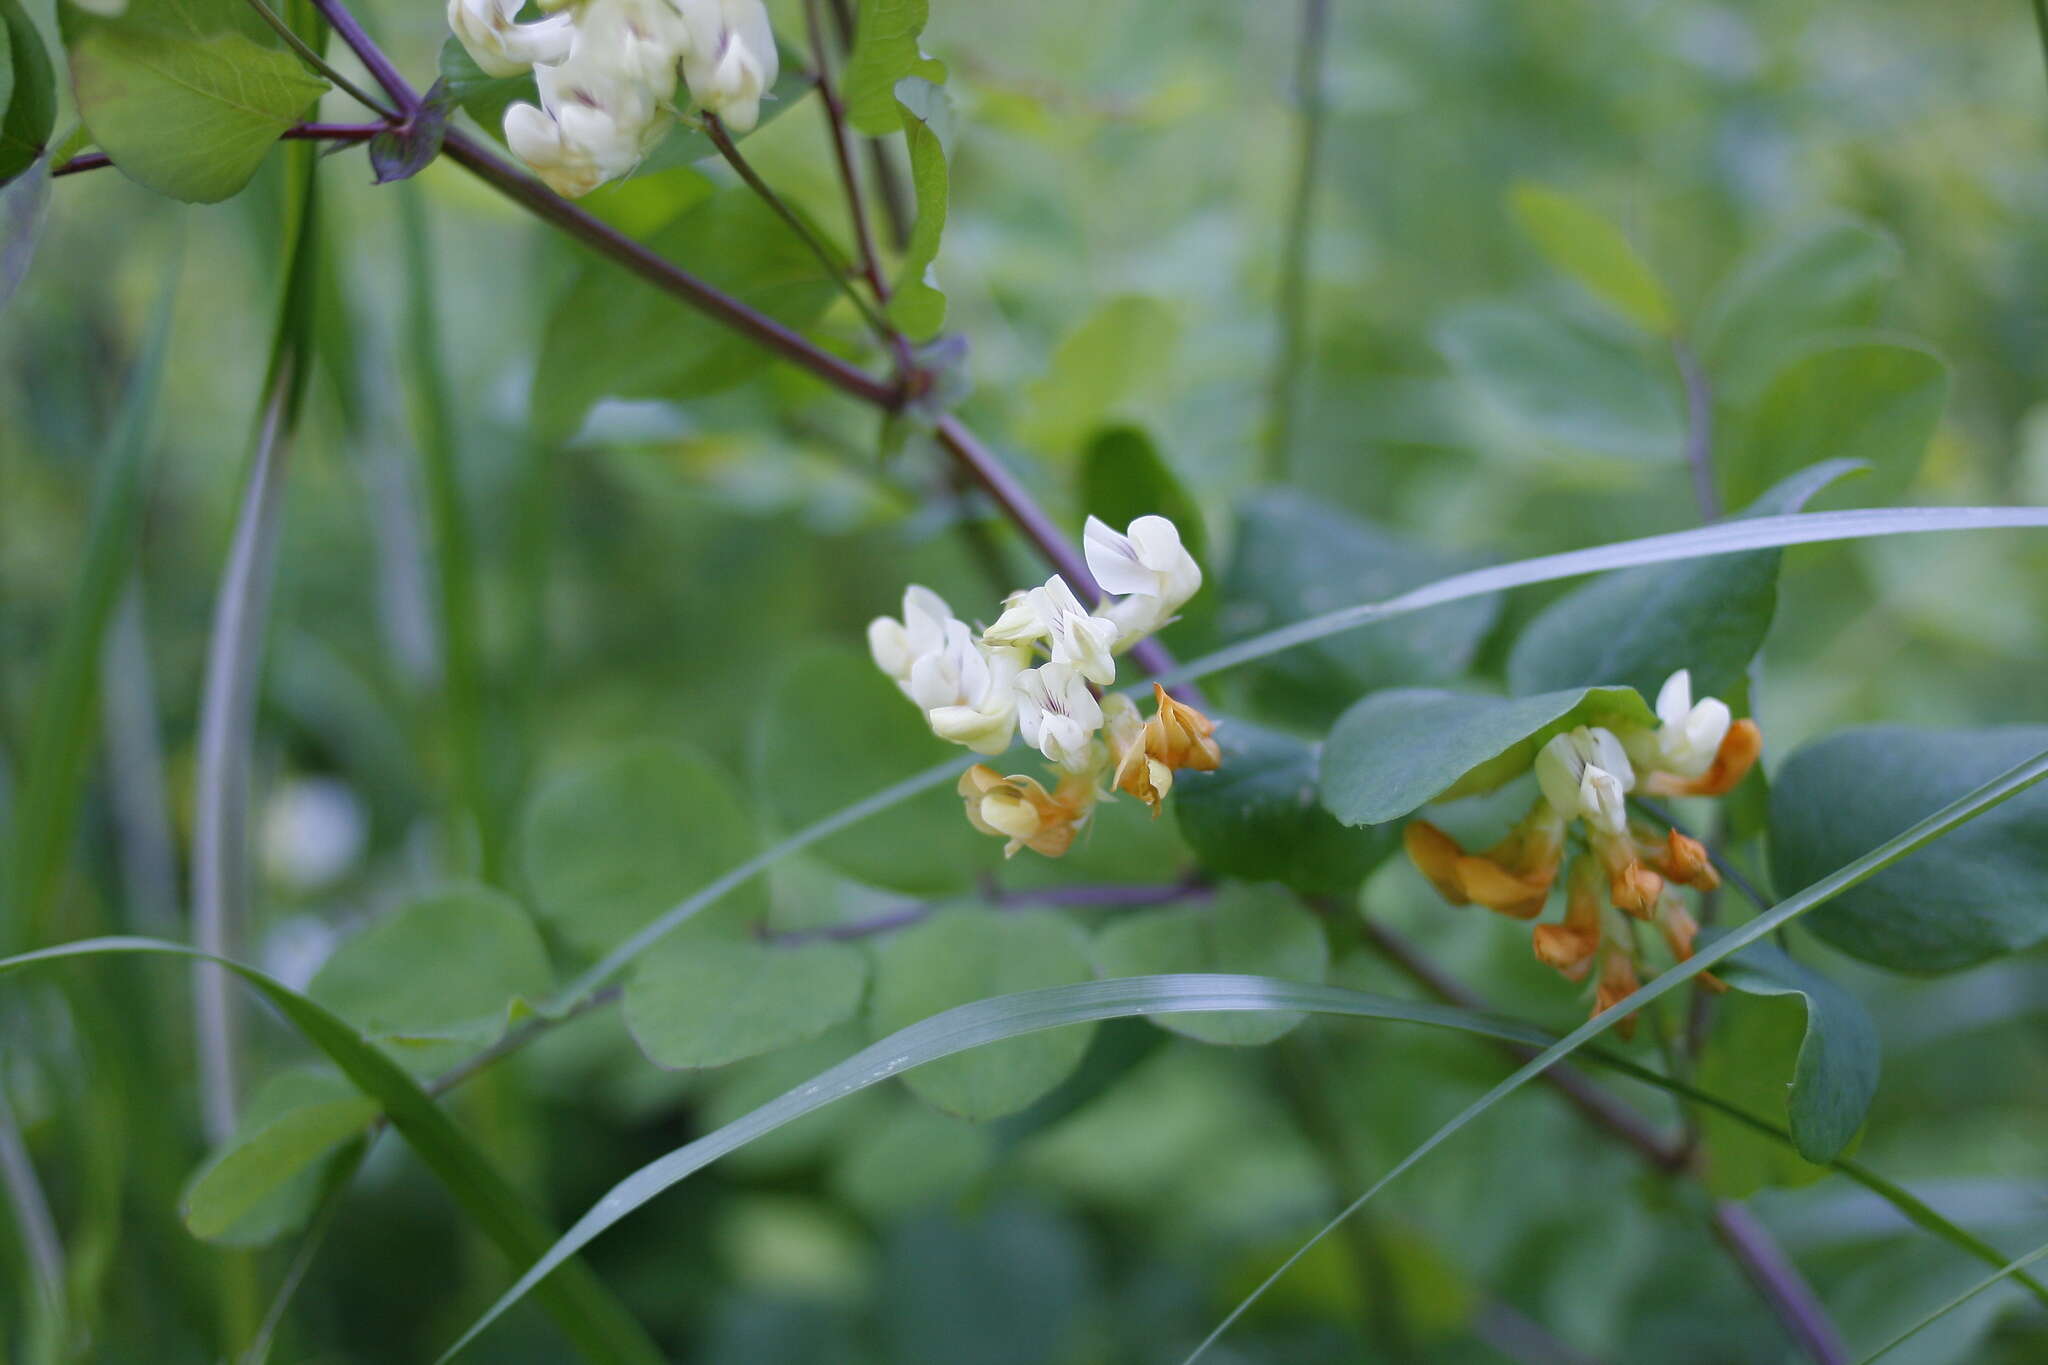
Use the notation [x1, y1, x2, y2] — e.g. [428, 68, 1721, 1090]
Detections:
[1126, 515, 1185, 571]
[1655, 669, 1694, 727]
[867, 617, 911, 680]
[1534, 732, 1584, 820]
[1084, 517, 1159, 598]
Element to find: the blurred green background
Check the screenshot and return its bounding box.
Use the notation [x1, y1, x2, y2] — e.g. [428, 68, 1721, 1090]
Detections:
[2, 0, 2046, 1360]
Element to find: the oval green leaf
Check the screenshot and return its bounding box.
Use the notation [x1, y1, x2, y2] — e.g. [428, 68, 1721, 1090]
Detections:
[1774, 726, 2048, 973]
[1697, 221, 1902, 405]
[625, 935, 868, 1070]
[1509, 182, 1672, 333]
[1719, 940, 1881, 1164]
[1321, 685, 1656, 827]
[181, 1067, 374, 1246]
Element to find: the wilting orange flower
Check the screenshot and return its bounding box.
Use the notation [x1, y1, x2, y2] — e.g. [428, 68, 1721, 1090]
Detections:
[1110, 684, 1220, 816]
[1403, 800, 1564, 920]
[958, 765, 1097, 859]
[1643, 718, 1761, 798]
[1532, 856, 1603, 977]
[1639, 826, 1720, 890]
[1596, 950, 1643, 1040]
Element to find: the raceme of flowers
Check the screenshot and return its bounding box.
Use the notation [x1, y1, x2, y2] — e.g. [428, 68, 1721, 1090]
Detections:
[447, 0, 777, 198]
[869, 515, 1217, 859]
[1402, 669, 1762, 1035]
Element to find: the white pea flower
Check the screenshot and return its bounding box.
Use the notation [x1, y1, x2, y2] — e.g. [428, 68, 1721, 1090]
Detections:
[448, 0, 575, 77]
[1649, 669, 1733, 780]
[1535, 726, 1636, 836]
[928, 643, 1027, 755]
[1016, 663, 1105, 772]
[1085, 515, 1201, 638]
[868, 585, 955, 692]
[676, 0, 778, 131]
[983, 575, 1118, 685]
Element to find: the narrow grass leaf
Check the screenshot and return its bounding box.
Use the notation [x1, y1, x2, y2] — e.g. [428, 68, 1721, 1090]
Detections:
[1859, 1239, 2048, 1363]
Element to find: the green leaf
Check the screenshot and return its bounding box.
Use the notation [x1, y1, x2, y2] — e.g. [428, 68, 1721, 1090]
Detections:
[522, 741, 765, 958]
[1019, 294, 1179, 458]
[1697, 221, 1903, 405]
[1435, 300, 1685, 464]
[533, 187, 841, 441]
[1774, 726, 2048, 973]
[1718, 939, 1880, 1164]
[1508, 182, 1672, 333]
[1218, 490, 1498, 725]
[1173, 720, 1395, 895]
[181, 1067, 375, 1245]
[1506, 459, 1862, 702]
[1078, 424, 1207, 566]
[625, 935, 868, 1070]
[1090, 885, 1328, 1045]
[843, 0, 946, 135]
[1695, 991, 1828, 1198]
[69, 1, 327, 204]
[1723, 338, 1947, 513]
[867, 908, 1095, 1119]
[886, 79, 949, 340]
[0, 0, 56, 188]
[1321, 686, 1656, 827]
[0, 937, 666, 1365]
[754, 646, 985, 895]
[308, 886, 553, 1073]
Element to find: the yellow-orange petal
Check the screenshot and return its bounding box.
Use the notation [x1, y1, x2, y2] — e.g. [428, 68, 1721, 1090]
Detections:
[1648, 718, 1762, 798]
[1403, 821, 1471, 906]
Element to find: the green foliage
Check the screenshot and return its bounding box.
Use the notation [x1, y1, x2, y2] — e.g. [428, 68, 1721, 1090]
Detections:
[886, 78, 950, 340]
[1321, 685, 1657, 826]
[1078, 424, 1207, 565]
[1508, 183, 1672, 333]
[308, 886, 553, 1073]
[1774, 727, 2048, 972]
[626, 934, 868, 1070]
[181, 1067, 373, 1246]
[436, 35, 534, 143]
[521, 741, 765, 957]
[1506, 459, 1859, 702]
[1020, 294, 1179, 457]
[1435, 301, 1684, 465]
[1724, 340, 1948, 511]
[1696, 222, 1903, 405]
[534, 185, 841, 440]
[0, 0, 55, 188]
[1173, 720, 1394, 894]
[1219, 491, 1498, 724]
[867, 908, 1096, 1119]
[1719, 941, 1881, 1164]
[1697, 992, 1829, 1198]
[756, 647, 984, 895]
[842, 0, 945, 135]
[1090, 885, 1327, 1045]
[66, 0, 326, 203]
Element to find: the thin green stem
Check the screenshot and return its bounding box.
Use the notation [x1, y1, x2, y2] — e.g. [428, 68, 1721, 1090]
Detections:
[1264, 0, 1331, 482]
[240, 0, 398, 119]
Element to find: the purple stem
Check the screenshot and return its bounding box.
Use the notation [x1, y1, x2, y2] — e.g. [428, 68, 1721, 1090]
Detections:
[1712, 1202, 1852, 1365]
[308, 0, 418, 110]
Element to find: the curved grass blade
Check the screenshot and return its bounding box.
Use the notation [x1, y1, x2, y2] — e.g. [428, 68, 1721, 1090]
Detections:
[434, 959, 2044, 1361]
[553, 505, 2048, 1010]
[1, 267, 176, 949]
[0, 938, 665, 1365]
[193, 145, 323, 1143]
[1157, 506, 2048, 691]
[1184, 745, 2048, 1362]
[1860, 1238, 2048, 1363]
[0, 1085, 65, 1355]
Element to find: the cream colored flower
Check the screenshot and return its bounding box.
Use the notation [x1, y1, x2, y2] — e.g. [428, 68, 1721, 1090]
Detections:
[676, 0, 778, 131]
[1015, 663, 1104, 771]
[449, 0, 574, 77]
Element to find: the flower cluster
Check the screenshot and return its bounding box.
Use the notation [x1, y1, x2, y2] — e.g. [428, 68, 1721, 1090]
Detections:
[869, 516, 1218, 858]
[1403, 670, 1762, 1034]
[448, 0, 777, 198]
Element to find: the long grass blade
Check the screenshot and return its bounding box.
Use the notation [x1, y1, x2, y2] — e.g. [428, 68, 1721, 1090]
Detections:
[0, 1086, 64, 1355]
[193, 146, 323, 1143]
[432, 954, 2045, 1361]
[1, 270, 177, 950]
[1184, 746, 2048, 1361]
[0, 937, 665, 1365]
[99, 585, 182, 934]
[1859, 1238, 2048, 1362]
[556, 504, 2048, 1009]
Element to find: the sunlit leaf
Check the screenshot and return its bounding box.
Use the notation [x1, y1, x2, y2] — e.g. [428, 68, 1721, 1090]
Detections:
[1509, 182, 1671, 333]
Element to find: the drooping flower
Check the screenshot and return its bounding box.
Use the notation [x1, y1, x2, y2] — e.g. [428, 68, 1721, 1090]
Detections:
[958, 765, 1097, 859]
[1108, 683, 1221, 815]
[868, 586, 956, 694]
[1015, 663, 1105, 772]
[1403, 800, 1565, 920]
[1085, 514, 1202, 640]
